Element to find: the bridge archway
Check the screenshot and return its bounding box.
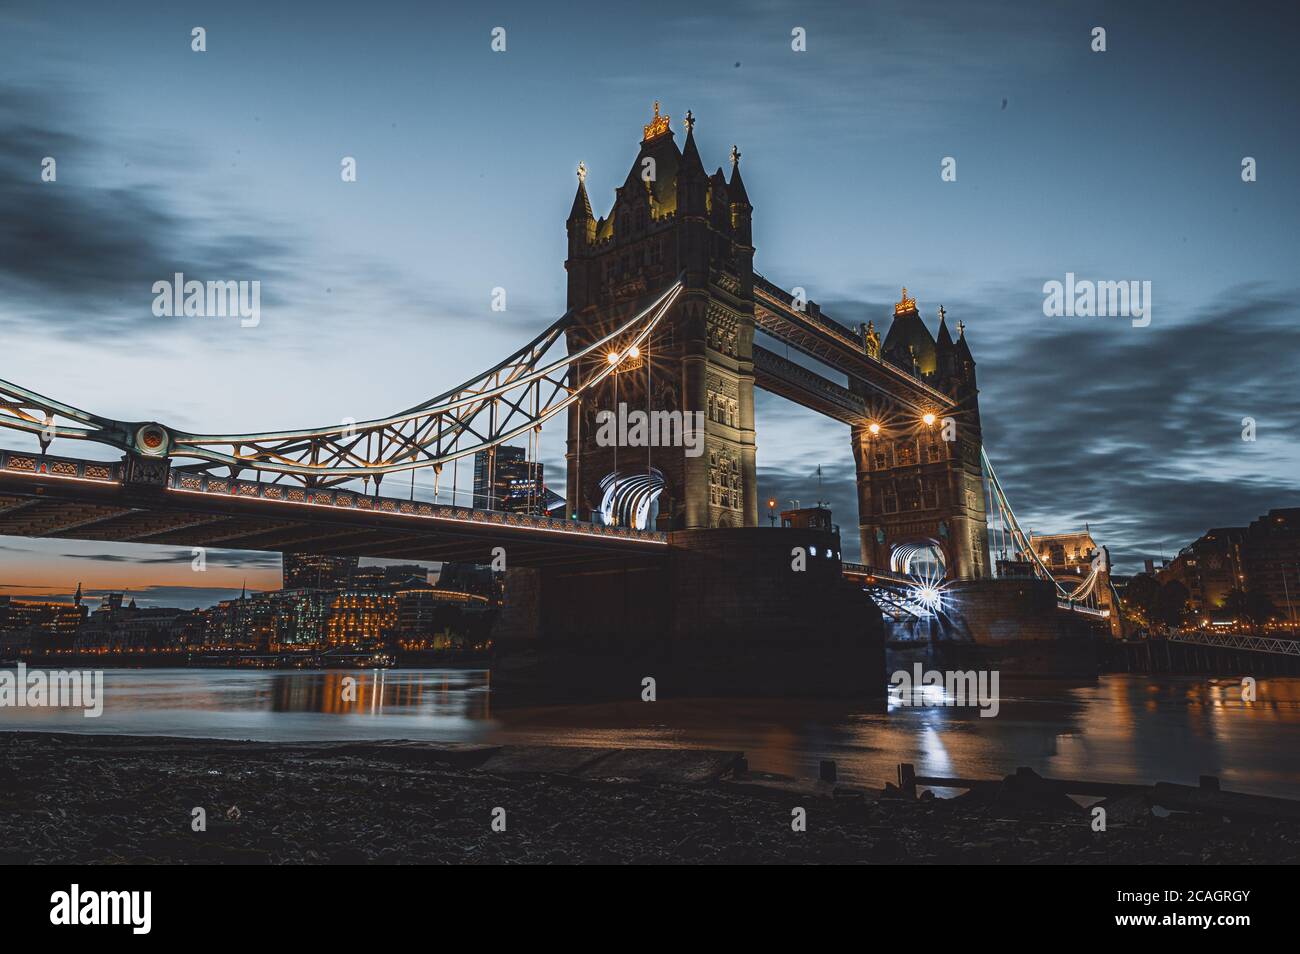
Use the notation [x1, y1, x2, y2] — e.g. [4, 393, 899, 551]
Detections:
[889, 539, 947, 583]
[597, 469, 665, 530]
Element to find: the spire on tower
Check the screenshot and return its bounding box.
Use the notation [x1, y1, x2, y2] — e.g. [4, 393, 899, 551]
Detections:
[727, 143, 750, 207]
[568, 161, 594, 223]
[936, 306, 953, 347]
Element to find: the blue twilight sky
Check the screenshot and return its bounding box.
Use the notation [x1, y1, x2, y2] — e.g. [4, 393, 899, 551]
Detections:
[1, 0, 1297, 606]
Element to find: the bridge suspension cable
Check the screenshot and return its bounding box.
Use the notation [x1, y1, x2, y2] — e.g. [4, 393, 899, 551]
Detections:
[980, 447, 1103, 607]
[0, 278, 685, 488]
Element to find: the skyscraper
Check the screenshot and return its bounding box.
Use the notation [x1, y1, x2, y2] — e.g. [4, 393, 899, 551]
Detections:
[472, 445, 545, 513]
[282, 553, 359, 590]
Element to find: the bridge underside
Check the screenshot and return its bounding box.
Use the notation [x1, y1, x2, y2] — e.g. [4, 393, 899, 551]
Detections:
[0, 460, 666, 569]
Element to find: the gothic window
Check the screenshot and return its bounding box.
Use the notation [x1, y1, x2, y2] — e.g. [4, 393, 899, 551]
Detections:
[922, 480, 938, 510]
[926, 439, 942, 462]
[884, 492, 898, 513]
[874, 450, 888, 470]
[897, 442, 916, 466]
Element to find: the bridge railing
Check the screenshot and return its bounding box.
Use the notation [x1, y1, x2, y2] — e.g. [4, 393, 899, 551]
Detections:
[0, 448, 122, 483]
[164, 471, 670, 542]
[1166, 629, 1300, 657]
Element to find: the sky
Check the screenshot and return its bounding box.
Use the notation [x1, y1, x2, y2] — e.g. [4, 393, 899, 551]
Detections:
[1, 0, 1297, 607]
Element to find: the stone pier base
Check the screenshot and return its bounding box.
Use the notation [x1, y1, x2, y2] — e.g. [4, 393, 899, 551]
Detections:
[887, 578, 1104, 678]
[491, 528, 885, 703]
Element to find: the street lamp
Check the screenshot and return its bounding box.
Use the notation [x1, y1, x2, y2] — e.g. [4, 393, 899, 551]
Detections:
[922, 412, 936, 427]
[767, 498, 777, 526]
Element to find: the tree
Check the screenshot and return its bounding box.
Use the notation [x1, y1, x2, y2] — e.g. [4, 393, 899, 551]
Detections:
[1154, 580, 1191, 629]
[1123, 573, 1161, 620]
[1222, 588, 1277, 634]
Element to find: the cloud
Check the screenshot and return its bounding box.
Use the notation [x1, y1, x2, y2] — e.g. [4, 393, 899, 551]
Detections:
[804, 281, 1300, 571]
[50, 548, 281, 569]
[0, 86, 291, 335]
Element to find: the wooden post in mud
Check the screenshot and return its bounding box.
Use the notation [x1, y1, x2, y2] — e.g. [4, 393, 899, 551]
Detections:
[899, 762, 917, 799]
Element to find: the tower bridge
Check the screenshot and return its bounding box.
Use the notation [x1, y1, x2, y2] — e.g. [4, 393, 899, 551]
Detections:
[0, 103, 1114, 693]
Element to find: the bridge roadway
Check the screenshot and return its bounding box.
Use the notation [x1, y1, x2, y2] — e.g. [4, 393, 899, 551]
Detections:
[0, 448, 667, 569]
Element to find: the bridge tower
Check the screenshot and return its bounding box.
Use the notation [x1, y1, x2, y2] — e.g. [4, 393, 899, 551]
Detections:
[564, 104, 758, 530]
[850, 295, 989, 580]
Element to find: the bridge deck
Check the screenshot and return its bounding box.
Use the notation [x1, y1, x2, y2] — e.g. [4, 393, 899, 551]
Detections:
[0, 449, 666, 567]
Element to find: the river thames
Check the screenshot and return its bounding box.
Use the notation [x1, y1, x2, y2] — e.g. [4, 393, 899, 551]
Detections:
[3, 669, 1299, 799]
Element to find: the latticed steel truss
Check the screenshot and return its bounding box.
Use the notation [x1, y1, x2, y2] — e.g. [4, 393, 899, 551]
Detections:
[0, 278, 684, 488]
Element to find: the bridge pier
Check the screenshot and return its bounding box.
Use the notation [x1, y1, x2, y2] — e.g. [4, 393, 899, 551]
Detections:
[885, 578, 1105, 678]
[491, 527, 885, 702]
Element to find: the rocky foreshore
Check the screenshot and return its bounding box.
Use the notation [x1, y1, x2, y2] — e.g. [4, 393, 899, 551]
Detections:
[1, 732, 1296, 864]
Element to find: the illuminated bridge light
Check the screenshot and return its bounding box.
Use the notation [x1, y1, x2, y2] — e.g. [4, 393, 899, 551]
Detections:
[914, 584, 943, 612]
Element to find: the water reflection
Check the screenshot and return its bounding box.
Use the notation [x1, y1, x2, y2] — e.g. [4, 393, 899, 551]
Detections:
[1, 669, 1298, 799]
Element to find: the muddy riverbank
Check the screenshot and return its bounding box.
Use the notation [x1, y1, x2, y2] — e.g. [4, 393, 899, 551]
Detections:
[1, 732, 1297, 864]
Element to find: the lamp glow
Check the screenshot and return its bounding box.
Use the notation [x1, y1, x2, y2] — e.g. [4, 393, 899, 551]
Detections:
[922, 413, 936, 426]
[868, 422, 881, 435]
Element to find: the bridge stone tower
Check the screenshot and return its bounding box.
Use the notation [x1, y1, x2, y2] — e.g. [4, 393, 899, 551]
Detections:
[564, 104, 758, 530]
[850, 294, 989, 580]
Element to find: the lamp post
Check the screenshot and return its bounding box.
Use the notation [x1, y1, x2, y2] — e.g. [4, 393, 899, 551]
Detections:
[767, 498, 777, 527]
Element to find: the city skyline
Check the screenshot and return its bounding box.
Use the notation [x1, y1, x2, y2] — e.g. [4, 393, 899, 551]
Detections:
[3, 0, 1298, 606]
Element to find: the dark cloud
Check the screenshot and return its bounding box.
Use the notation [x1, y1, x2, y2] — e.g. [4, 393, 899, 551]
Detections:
[0, 86, 288, 333]
[800, 283, 1300, 572]
[0, 544, 278, 570]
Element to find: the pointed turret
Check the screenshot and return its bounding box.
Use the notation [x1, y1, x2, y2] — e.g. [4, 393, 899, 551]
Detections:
[617, 101, 681, 216]
[954, 318, 974, 365]
[74, 581, 82, 607]
[934, 305, 956, 383]
[568, 163, 593, 224]
[936, 305, 953, 348]
[680, 111, 704, 173]
[882, 287, 937, 376]
[727, 144, 752, 248]
[677, 109, 708, 217]
[708, 167, 729, 230]
[953, 318, 977, 397]
[727, 144, 750, 207]
[567, 161, 596, 256]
